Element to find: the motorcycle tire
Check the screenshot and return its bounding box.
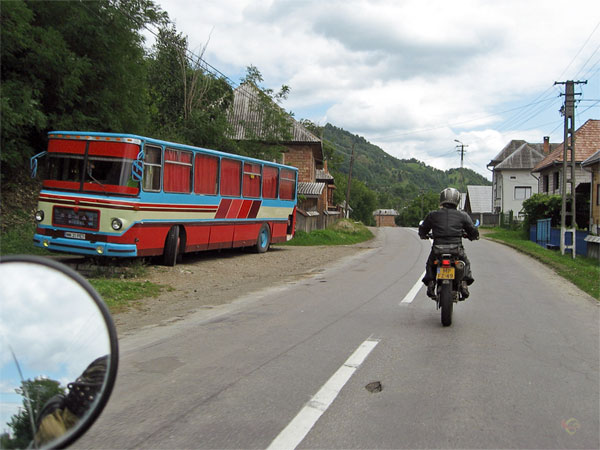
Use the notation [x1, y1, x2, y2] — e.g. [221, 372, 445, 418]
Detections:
[440, 282, 453, 327]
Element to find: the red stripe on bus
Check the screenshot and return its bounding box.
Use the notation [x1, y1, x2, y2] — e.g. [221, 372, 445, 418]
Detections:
[226, 199, 243, 219]
[88, 142, 139, 159]
[43, 180, 81, 190]
[39, 193, 218, 212]
[237, 200, 252, 219]
[82, 183, 139, 195]
[215, 199, 232, 219]
[49, 139, 86, 154]
[248, 200, 262, 218]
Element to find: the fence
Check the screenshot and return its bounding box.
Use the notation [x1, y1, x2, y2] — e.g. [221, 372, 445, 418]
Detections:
[530, 219, 588, 256]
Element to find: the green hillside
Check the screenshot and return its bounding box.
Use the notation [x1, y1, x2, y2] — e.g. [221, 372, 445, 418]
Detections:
[317, 123, 491, 226]
[323, 124, 490, 198]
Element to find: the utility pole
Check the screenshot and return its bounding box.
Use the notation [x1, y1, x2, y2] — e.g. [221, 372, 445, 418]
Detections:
[454, 139, 468, 187]
[345, 143, 355, 219]
[555, 80, 586, 258]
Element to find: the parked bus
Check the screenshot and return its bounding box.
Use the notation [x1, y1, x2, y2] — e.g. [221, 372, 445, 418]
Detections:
[32, 132, 298, 265]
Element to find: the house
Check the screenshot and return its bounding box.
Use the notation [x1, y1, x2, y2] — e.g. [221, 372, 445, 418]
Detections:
[487, 138, 558, 217]
[464, 185, 493, 225]
[373, 209, 398, 227]
[532, 119, 599, 228]
[227, 83, 339, 232]
[582, 150, 600, 259]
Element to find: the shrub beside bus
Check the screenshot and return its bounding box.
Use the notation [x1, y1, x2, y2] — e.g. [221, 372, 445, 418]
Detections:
[32, 132, 298, 265]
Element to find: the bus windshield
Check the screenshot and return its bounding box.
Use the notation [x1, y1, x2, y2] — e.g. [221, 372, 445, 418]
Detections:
[45, 154, 138, 195]
[43, 137, 141, 196]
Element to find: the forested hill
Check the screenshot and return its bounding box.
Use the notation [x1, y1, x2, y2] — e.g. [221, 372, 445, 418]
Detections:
[322, 124, 491, 201]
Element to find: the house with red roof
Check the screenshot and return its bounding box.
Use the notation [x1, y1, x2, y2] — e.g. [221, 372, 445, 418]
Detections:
[532, 119, 600, 228]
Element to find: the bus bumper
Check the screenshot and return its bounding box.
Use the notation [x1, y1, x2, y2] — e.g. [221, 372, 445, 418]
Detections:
[33, 234, 138, 257]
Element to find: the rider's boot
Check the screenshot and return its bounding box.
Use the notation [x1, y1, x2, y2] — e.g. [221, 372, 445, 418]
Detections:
[460, 281, 469, 300]
[426, 281, 436, 299]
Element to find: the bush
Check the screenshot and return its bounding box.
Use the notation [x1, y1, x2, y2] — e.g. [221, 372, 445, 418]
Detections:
[521, 194, 562, 229]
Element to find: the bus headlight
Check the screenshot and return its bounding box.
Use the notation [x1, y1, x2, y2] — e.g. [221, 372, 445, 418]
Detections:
[35, 211, 44, 222]
[43, 239, 50, 247]
[96, 246, 104, 254]
[111, 218, 123, 230]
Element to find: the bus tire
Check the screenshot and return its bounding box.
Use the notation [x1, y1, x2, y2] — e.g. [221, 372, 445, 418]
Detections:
[255, 223, 271, 253]
[163, 226, 181, 266]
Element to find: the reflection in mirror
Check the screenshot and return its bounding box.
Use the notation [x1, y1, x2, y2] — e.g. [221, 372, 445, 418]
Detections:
[0, 258, 117, 449]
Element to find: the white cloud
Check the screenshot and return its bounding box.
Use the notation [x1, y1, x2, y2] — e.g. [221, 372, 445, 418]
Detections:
[157, 0, 600, 178]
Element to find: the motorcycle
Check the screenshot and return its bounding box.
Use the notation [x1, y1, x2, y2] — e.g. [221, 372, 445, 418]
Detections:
[0, 255, 119, 449]
[421, 219, 478, 327]
[430, 243, 466, 326]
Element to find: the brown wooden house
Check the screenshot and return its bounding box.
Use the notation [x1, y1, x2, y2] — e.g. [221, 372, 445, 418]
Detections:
[227, 83, 339, 232]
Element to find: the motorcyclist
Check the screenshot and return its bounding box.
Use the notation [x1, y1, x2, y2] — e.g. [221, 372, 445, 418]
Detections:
[418, 187, 479, 299]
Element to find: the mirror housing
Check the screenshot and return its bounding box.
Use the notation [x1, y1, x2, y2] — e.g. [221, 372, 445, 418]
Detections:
[0, 255, 118, 449]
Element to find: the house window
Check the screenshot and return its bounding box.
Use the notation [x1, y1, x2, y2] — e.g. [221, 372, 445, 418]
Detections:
[543, 174, 549, 193]
[553, 171, 560, 192]
[515, 186, 532, 200]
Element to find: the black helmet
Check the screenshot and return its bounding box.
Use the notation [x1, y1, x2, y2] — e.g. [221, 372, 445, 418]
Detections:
[440, 187, 460, 207]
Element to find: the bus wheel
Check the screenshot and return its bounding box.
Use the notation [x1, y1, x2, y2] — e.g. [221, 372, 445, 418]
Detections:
[255, 224, 271, 253]
[163, 226, 181, 266]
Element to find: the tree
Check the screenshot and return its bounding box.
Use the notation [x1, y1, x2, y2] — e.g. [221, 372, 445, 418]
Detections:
[332, 172, 377, 225]
[146, 25, 234, 150]
[0, 0, 167, 181]
[4, 378, 65, 449]
[398, 191, 439, 227]
[232, 66, 294, 161]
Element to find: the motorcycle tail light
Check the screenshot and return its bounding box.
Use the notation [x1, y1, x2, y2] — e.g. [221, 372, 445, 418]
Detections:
[442, 259, 451, 266]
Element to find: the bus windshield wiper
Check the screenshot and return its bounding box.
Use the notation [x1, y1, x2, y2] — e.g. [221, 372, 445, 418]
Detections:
[87, 169, 107, 193]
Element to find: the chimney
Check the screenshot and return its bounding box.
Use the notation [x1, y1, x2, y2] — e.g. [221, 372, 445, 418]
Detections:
[543, 136, 550, 154]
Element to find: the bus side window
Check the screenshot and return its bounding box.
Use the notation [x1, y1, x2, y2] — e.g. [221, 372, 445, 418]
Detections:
[243, 162, 261, 198]
[143, 145, 162, 192]
[280, 168, 296, 200]
[262, 166, 278, 199]
[221, 158, 241, 197]
[164, 148, 193, 193]
[195, 153, 219, 195]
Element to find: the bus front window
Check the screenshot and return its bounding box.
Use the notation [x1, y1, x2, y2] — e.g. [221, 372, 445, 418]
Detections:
[47, 154, 84, 183]
[83, 156, 138, 195]
[84, 157, 134, 186]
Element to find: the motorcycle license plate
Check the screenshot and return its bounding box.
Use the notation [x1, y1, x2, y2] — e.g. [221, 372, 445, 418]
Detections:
[437, 267, 455, 279]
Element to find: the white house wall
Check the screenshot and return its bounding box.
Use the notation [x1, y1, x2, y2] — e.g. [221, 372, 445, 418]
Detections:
[500, 169, 539, 216]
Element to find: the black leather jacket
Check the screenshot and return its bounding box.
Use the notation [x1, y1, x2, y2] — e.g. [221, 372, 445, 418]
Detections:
[418, 207, 479, 245]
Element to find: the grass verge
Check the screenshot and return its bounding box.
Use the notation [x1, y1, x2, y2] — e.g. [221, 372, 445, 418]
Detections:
[484, 228, 599, 300]
[89, 278, 169, 314]
[281, 219, 374, 246]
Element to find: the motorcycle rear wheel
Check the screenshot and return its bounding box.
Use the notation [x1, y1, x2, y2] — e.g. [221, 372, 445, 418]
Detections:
[439, 283, 453, 327]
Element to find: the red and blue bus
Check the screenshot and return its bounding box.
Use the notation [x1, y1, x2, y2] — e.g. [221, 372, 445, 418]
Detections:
[32, 132, 298, 265]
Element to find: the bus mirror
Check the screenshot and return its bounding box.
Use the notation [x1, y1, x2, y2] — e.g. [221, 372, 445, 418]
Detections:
[0, 255, 118, 450]
[131, 150, 144, 183]
[30, 151, 48, 178]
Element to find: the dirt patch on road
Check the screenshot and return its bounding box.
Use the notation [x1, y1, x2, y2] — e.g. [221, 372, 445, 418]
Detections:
[113, 237, 380, 334]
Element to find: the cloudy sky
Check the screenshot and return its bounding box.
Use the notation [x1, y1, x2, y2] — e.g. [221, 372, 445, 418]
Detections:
[154, 0, 599, 179]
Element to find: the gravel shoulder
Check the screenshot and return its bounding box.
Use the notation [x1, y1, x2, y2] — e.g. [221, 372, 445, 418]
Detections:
[113, 231, 383, 334]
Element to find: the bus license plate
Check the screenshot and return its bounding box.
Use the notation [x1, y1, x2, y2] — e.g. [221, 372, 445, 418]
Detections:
[65, 231, 86, 240]
[437, 267, 455, 279]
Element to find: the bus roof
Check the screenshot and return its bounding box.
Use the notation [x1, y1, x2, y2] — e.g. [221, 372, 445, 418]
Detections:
[48, 131, 299, 171]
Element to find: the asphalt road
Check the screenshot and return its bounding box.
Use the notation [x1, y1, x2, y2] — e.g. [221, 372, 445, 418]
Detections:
[77, 227, 599, 449]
